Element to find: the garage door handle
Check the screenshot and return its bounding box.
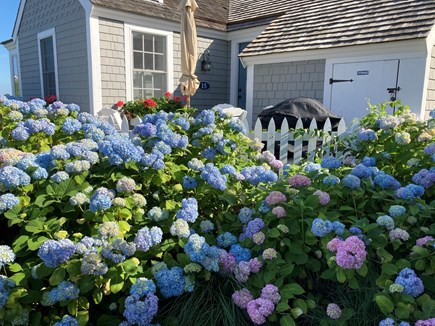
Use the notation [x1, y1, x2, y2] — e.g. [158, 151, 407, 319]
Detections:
[329, 78, 354, 84]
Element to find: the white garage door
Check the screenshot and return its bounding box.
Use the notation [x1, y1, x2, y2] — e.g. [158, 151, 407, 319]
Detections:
[329, 60, 400, 124]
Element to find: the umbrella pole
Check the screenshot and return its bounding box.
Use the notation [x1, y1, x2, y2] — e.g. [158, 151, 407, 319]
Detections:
[187, 95, 191, 108]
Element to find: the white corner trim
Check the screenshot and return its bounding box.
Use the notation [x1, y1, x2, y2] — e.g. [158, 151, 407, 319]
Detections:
[78, 0, 92, 13]
[88, 15, 102, 115]
[124, 24, 174, 100]
[37, 28, 60, 98]
[246, 65, 254, 130]
[12, 0, 27, 40]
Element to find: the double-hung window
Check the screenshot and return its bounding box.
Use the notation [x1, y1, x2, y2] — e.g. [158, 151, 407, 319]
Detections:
[132, 32, 167, 99]
[38, 28, 58, 98]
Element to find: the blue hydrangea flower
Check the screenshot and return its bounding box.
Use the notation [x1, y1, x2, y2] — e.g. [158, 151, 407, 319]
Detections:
[388, 205, 406, 217]
[182, 176, 198, 190]
[358, 129, 376, 141]
[194, 110, 215, 126]
[379, 318, 395, 326]
[304, 163, 321, 172]
[201, 163, 227, 190]
[240, 218, 265, 241]
[123, 293, 159, 326]
[342, 174, 361, 189]
[229, 244, 252, 263]
[240, 166, 278, 185]
[134, 227, 163, 252]
[155, 267, 186, 298]
[311, 218, 333, 237]
[349, 226, 362, 235]
[374, 172, 401, 190]
[130, 278, 156, 297]
[0, 276, 15, 309]
[376, 215, 395, 230]
[81, 252, 108, 276]
[332, 221, 345, 235]
[62, 118, 82, 135]
[0, 193, 20, 214]
[0, 166, 31, 189]
[238, 207, 253, 224]
[351, 164, 372, 178]
[221, 164, 236, 175]
[38, 239, 75, 268]
[47, 281, 80, 304]
[321, 156, 342, 169]
[147, 206, 169, 221]
[217, 232, 237, 248]
[394, 268, 424, 297]
[200, 220, 215, 233]
[89, 193, 112, 213]
[395, 184, 425, 200]
[361, 156, 376, 167]
[176, 198, 198, 223]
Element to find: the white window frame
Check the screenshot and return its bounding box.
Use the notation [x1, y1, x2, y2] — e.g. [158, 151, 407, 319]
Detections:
[37, 28, 59, 98]
[125, 24, 173, 101]
[9, 47, 22, 97]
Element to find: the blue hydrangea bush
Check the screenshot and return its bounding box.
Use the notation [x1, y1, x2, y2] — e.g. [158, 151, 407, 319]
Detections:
[0, 96, 281, 325]
[0, 95, 434, 326]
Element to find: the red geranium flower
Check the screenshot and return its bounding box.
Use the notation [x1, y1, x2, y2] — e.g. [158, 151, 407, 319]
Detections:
[182, 96, 188, 102]
[173, 96, 180, 102]
[164, 91, 172, 98]
[116, 101, 124, 107]
[143, 99, 157, 108]
[44, 95, 57, 104]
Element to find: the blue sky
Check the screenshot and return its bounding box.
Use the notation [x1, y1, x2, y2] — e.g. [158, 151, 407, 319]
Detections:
[0, 0, 20, 95]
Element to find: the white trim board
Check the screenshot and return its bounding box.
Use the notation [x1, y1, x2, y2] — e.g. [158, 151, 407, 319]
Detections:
[228, 26, 266, 106]
[9, 46, 22, 97]
[124, 24, 174, 101]
[37, 28, 60, 98]
[240, 39, 427, 66]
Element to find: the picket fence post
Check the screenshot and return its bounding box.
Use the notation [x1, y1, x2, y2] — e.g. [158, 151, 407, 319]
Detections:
[248, 117, 347, 164]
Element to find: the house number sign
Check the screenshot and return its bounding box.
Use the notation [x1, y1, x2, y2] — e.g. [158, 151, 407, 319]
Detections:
[199, 81, 210, 90]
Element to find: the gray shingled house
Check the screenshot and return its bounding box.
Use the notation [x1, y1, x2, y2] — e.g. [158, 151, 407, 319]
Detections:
[3, 0, 435, 126]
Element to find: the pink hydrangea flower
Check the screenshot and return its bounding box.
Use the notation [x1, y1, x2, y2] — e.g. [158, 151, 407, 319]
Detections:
[265, 191, 287, 205]
[271, 206, 286, 218]
[389, 228, 410, 241]
[313, 190, 330, 205]
[335, 236, 367, 270]
[232, 288, 254, 309]
[269, 159, 284, 170]
[288, 174, 311, 187]
[246, 298, 275, 325]
[326, 303, 342, 320]
[416, 318, 435, 326]
[327, 238, 343, 253]
[416, 236, 434, 247]
[248, 258, 263, 273]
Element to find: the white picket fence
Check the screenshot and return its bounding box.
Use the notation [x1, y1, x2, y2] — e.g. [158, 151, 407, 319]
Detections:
[243, 117, 347, 164]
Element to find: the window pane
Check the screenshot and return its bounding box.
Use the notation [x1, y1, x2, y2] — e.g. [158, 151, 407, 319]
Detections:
[133, 89, 142, 100]
[155, 54, 165, 71]
[133, 52, 143, 69]
[155, 36, 165, 54]
[144, 34, 153, 52]
[133, 33, 143, 51]
[133, 71, 143, 89]
[40, 36, 56, 97]
[145, 89, 153, 98]
[144, 74, 153, 89]
[154, 73, 166, 92]
[144, 53, 153, 70]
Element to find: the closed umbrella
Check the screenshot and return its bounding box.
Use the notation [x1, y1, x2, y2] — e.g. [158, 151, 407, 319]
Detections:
[178, 0, 200, 108]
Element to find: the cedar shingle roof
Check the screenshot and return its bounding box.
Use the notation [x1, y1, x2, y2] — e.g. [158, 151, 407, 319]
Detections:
[90, 0, 230, 31]
[239, 0, 435, 57]
[90, 0, 435, 56]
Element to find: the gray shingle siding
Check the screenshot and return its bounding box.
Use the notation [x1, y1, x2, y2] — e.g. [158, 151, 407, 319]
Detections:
[17, 0, 90, 111]
[252, 60, 325, 124]
[99, 18, 126, 108]
[173, 33, 230, 110]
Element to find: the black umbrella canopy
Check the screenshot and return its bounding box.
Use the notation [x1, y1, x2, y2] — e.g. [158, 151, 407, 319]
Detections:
[258, 97, 342, 130]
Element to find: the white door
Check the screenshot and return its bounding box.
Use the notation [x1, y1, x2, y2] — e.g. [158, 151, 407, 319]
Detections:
[329, 60, 400, 124]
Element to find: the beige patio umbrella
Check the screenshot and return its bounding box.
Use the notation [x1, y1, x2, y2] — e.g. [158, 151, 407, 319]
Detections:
[178, 0, 200, 108]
